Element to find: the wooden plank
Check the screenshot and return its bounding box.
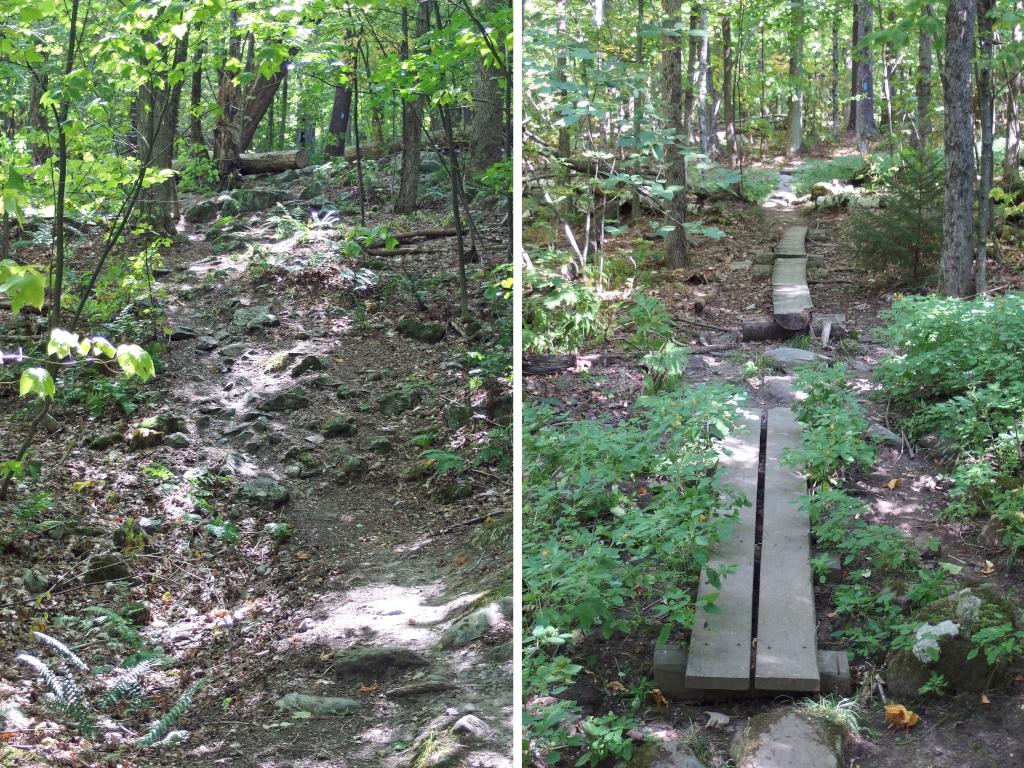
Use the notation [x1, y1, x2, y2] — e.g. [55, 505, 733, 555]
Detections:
[755, 408, 820, 691]
[772, 257, 812, 331]
[684, 409, 761, 691]
[775, 225, 808, 257]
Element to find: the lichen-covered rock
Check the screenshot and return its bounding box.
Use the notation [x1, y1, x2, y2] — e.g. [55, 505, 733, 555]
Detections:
[19, 568, 49, 595]
[184, 198, 218, 223]
[731, 710, 844, 768]
[274, 693, 357, 715]
[260, 387, 310, 412]
[378, 387, 422, 416]
[239, 476, 290, 509]
[232, 305, 278, 329]
[322, 415, 357, 438]
[440, 602, 507, 649]
[291, 355, 327, 377]
[228, 188, 288, 213]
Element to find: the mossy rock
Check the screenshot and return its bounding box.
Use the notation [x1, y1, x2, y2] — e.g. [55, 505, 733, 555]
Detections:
[322, 415, 357, 438]
[443, 404, 474, 430]
[378, 387, 422, 416]
[397, 317, 446, 344]
[260, 387, 310, 412]
[88, 431, 122, 450]
[140, 413, 186, 434]
[86, 553, 133, 584]
[334, 455, 369, 484]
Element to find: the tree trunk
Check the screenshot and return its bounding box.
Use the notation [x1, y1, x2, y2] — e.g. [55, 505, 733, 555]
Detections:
[396, 0, 429, 213]
[213, 15, 242, 187]
[683, 9, 699, 140]
[557, 0, 570, 157]
[915, 4, 934, 148]
[786, 0, 805, 156]
[854, 0, 877, 151]
[325, 84, 353, 157]
[722, 14, 736, 167]
[239, 58, 290, 154]
[278, 69, 288, 151]
[469, 0, 504, 172]
[189, 43, 205, 148]
[1005, 4, 1022, 185]
[138, 28, 188, 235]
[976, 0, 994, 294]
[831, 0, 840, 133]
[661, 0, 688, 268]
[237, 149, 308, 174]
[847, 0, 858, 131]
[696, 5, 710, 156]
[632, 0, 645, 219]
[941, 0, 976, 297]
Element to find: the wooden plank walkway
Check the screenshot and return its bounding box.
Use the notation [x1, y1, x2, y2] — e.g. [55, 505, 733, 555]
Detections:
[772, 256, 812, 331]
[774, 225, 808, 257]
[684, 408, 761, 691]
[754, 408, 820, 691]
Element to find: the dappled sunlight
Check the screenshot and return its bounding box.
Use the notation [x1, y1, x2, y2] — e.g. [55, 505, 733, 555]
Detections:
[298, 582, 484, 651]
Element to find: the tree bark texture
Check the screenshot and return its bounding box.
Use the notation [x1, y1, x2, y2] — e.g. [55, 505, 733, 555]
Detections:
[661, 0, 688, 268]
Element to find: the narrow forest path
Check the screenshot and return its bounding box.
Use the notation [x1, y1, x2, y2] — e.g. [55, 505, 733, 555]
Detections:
[141, 178, 513, 767]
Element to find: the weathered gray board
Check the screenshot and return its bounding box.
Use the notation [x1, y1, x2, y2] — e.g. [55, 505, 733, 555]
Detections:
[754, 408, 820, 691]
[772, 257, 813, 331]
[774, 225, 808, 257]
[684, 409, 761, 690]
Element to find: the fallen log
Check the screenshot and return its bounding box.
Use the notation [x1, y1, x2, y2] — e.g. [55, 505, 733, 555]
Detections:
[741, 319, 792, 342]
[237, 149, 308, 174]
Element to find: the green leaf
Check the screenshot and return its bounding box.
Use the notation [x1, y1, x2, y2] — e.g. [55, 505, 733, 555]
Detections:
[91, 337, 116, 358]
[116, 345, 155, 381]
[47, 329, 79, 359]
[20, 368, 55, 399]
[0, 261, 45, 313]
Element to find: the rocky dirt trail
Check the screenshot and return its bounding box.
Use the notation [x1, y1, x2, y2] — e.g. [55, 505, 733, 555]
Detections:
[1, 165, 511, 767]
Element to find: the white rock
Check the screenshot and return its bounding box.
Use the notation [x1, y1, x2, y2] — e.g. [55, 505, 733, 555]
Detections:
[912, 620, 960, 663]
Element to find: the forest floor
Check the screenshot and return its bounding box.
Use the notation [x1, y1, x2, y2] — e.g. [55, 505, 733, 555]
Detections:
[1, 160, 512, 767]
[524, 153, 1024, 767]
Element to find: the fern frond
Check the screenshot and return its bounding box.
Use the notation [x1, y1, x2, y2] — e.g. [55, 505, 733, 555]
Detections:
[83, 606, 143, 648]
[32, 631, 90, 672]
[17, 653, 67, 703]
[135, 679, 205, 748]
[101, 659, 161, 709]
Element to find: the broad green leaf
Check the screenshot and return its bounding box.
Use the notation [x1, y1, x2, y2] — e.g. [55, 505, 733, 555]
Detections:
[91, 337, 116, 358]
[0, 264, 45, 314]
[116, 344, 155, 381]
[47, 329, 79, 358]
[20, 368, 55, 399]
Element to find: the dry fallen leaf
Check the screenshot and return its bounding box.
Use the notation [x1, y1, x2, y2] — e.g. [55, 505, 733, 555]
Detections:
[358, 682, 380, 694]
[650, 689, 668, 707]
[294, 551, 310, 560]
[980, 694, 991, 705]
[980, 560, 995, 576]
[705, 711, 730, 729]
[453, 556, 468, 567]
[605, 681, 627, 692]
[885, 478, 902, 490]
[884, 704, 920, 729]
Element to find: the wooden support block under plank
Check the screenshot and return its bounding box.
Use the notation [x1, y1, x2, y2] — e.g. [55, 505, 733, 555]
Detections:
[774, 225, 808, 257]
[684, 409, 761, 691]
[772, 257, 813, 331]
[755, 408, 820, 692]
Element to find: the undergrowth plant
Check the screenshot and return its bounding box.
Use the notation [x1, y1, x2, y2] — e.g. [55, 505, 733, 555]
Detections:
[16, 629, 203, 748]
[875, 294, 1024, 556]
[523, 383, 746, 763]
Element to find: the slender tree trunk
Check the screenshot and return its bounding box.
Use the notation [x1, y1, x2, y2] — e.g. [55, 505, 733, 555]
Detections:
[278, 69, 288, 150]
[915, 4, 934, 148]
[189, 43, 205, 148]
[557, 0, 570, 157]
[213, 14, 242, 187]
[854, 0, 877, 151]
[976, 0, 994, 294]
[683, 9, 699, 140]
[786, 0, 805, 156]
[831, 0, 840, 133]
[696, 4, 710, 155]
[722, 14, 736, 167]
[661, 0, 687, 268]
[632, 0, 645, 220]
[941, 0, 976, 297]
[848, 0, 858, 131]
[138, 24, 188, 235]
[1005, 5, 1022, 185]
[396, 0, 429, 212]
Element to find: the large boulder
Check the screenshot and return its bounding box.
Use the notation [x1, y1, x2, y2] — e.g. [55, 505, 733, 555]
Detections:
[764, 346, 825, 371]
[238, 476, 290, 509]
[731, 710, 844, 768]
[227, 188, 289, 213]
[184, 198, 219, 224]
[232, 305, 278, 329]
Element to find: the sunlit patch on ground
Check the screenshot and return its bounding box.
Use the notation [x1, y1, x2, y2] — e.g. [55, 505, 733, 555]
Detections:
[297, 582, 483, 650]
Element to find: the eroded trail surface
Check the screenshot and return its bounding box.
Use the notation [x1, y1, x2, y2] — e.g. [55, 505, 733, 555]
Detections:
[1, 164, 512, 768]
